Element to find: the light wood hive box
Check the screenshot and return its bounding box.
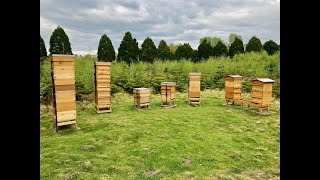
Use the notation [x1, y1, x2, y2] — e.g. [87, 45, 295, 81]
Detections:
[188, 72, 201, 105]
[94, 62, 112, 113]
[225, 75, 243, 101]
[133, 88, 150, 108]
[160, 82, 176, 105]
[251, 78, 274, 106]
[49, 54, 77, 132]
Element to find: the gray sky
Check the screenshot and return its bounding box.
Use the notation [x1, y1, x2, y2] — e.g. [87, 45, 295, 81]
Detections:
[40, 0, 280, 56]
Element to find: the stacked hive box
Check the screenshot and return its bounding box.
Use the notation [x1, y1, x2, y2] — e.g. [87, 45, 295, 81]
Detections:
[133, 88, 150, 109]
[188, 72, 201, 106]
[94, 62, 112, 113]
[225, 75, 243, 105]
[49, 54, 77, 132]
[160, 82, 176, 106]
[250, 78, 275, 112]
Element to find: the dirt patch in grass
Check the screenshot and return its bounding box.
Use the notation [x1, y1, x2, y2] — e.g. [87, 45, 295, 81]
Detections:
[144, 169, 161, 177]
[182, 158, 191, 166]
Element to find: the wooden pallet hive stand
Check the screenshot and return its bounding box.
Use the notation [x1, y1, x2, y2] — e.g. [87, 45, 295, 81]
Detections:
[94, 62, 112, 113]
[49, 54, 77, 132]
[188, 72, 201, 106]
[160, 82, 176, 107]
[224, 75, 244, 105]
[133, 88, 151, 109]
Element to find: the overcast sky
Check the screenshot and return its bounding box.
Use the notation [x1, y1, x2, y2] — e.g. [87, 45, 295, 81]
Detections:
[40, 0, 280, 56]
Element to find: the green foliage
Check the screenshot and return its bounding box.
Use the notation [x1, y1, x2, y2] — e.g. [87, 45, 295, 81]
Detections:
[213, 41, 228, 57]
[197, 39, 214, 60]
[229, 38, 244, 58]
[246, 36, 263, 53]
[168, 43, 178, 53]
[140, 37, 157, 63]
[49, 26, 73, 55]
[175, 43, 194, 60]
[40, 60, 52, 103]
[117, 32, 140, 64]
[40, 34, 47, 59]
[229, 33, 243, 45]
[263, 40, 279, 55]
[157, 40, 171, 60]
[192, 50, 200, 63]
[97, 34, 115, 62]
[200, 37, 227, 47]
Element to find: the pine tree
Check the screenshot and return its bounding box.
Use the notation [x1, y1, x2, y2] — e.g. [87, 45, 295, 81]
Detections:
[213, 41, 228, 57]
[140, 37, 157, 63]
[197, 39, 214, 60]
[49, 26, 73, 55]
[175, 43, 194, 60]
[229, 38, 244, 58]
[97, 34, 115, 62]
[246, 36, 263, 52]
[117, 32, 140, 64]
[157, 40, 171, 60]
[263, 40, 279, 55]
[40, 34, 47, 59]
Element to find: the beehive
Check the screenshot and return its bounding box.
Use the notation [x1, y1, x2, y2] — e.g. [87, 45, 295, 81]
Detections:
[225, 75, 243, 105]
[250, 78, 275, 112]
[133, 88, 151, 108]
[49, 54, 77, 132]
[188, 72, 201, 106]
[160, 82, 176, 106]
[94, 62, 111, 113]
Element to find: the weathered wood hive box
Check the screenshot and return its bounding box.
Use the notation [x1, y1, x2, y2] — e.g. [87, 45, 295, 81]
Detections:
[251, 78, 274, 107]
[94, 62, 112, 113]
[133, 88, 150, 108]
[49, 54, 77, 131]
[225, 75, 243, 104]
[160, 82, 176, 105]
[188, 72, 201, 105]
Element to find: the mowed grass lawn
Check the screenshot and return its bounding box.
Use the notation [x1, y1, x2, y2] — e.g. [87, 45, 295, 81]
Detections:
[40, 89, 280, 179]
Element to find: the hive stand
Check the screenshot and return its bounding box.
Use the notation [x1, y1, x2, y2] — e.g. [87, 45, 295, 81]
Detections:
[188, 72, 201, 106]
[49, 54, 77, 132]
[160, 82, 176, 108]
[94, 62, 112, 113]
[133, 88, 151, 109]
[224, 75, 244, 105]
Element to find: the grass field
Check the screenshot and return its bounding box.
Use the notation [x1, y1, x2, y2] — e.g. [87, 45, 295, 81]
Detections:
[40, 89, 280, 179]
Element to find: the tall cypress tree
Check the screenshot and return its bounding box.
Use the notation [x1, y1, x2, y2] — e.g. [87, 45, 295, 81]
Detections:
[229, 38, 244, 58]
[197, 39, 214, 60]
[40, 34, 47, 59]
[49, 26, 73, 55]
[263, 40, 279, 55]
[117, 32, 139, 64]
[97, 34, 115, 62]
[175, 43, 194, 60]
[157, 40, 171, 60]
[213, 41, 228, 57]
[246, 36, 263, 52]
[140, 37, 157, 63]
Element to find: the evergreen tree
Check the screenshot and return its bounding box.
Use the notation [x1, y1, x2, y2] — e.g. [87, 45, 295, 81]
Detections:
[157, 40, 171, 60]
[246, 36, 263, 52]
[175, 43, 194, 60]
[263, 40, 279, 55]
[40, 34, 47, 59]
[117, 32, 140, 64]
[213, 41, 228, 57]
[229, 38, 244, 58]
[97, 34, 115, 62]
[49, 26, 73, 55]
[197, 39, 214, 60]
[140, 37, 157, 63]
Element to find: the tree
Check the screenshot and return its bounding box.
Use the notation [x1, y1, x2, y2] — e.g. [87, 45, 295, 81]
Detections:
[140, 37, 157, 63]
[229, 33, 243, 45]
[200, 37, 226, 47]
[263, 40, 279, 55]
[229, 37, 244, 58]
[157, 40, 171, 60]
[213, 41, 228, 57]
[117, 32, 140, 64]
[40, 34, 47, 59]
[192, 50, 200, 63]
[197, 39, 214, 60]
[49, 26, 73, 55]
[97, 34, 115, 62]
[246, 36, 263, 52]
[168, 43, 179, 54]
[175, 43, 194, 60]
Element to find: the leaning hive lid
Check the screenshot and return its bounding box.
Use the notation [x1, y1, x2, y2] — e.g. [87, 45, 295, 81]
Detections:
[226, 75, 243, 78]
[254, 78, 275, 83]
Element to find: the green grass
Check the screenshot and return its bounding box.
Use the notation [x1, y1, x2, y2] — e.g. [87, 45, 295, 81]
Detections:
[40, 89, 280, 179]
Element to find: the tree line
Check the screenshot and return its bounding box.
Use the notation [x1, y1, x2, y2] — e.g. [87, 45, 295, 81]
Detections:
[40, 26, 280, 63]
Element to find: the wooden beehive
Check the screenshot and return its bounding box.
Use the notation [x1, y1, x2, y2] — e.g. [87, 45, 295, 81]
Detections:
[188, 72, 201, 106]
[133, 88, 150, 109]
[251, 78, 274, 108]
[160, 82, 176, 106]
[225, 75, 243, 105]
[49, 54, 77, 132]
[94, 62, 112, 113]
